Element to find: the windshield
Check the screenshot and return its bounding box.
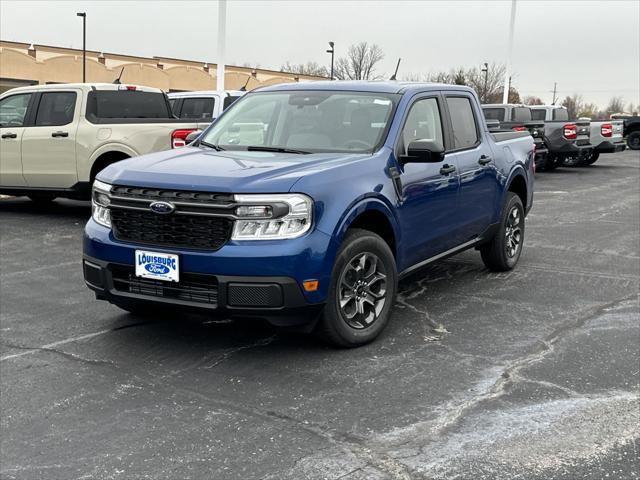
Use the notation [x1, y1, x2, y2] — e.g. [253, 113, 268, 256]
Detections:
[200, 91, 397, 153]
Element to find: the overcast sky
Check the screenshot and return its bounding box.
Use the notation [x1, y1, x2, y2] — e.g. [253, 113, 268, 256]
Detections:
[1, 0, 638, 108]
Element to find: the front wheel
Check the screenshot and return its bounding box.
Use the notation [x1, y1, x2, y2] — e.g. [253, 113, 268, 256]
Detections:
[583, 152, 600, 165]
[480, 192, 525, 271]
[316, 229, 397, 347]
[28, 193, 56, 204]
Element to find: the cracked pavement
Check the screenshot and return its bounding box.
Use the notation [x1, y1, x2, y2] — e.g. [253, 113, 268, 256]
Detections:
[1, 151, 639, 479]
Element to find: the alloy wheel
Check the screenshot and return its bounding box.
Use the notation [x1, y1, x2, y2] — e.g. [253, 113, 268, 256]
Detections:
[504, 206, 523, 258]
[337, 252, 387, 329]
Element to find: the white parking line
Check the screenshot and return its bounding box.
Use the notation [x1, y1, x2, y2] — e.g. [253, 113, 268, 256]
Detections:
[1, 328, 112, 362]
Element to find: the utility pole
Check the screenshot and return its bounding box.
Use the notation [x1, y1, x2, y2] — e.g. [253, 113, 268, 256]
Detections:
[326, 41, 335, 80]
[76, 12, 86, 82]
[481, 62, 489, 103]
[502, 0, 517, 104]
[551, 82, 558, 104]
[216, 0, 227, 91]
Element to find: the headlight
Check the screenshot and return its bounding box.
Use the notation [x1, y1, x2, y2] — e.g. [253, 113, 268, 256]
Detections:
[232, 194, 312, 240]
[92, 179, 112, 228]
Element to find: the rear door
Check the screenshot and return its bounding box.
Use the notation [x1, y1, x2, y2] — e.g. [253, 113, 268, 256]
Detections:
[22, 90, 80, 188]
[0, 92, 35, 187]
[443, 94, 498, 242]
[395, 94, 461, 266]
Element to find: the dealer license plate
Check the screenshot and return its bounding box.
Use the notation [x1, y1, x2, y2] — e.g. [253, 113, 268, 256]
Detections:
[135, 250, 179, 282]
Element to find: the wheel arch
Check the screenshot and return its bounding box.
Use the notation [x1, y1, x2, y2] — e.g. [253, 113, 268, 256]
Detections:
[88, 145, 137, 183]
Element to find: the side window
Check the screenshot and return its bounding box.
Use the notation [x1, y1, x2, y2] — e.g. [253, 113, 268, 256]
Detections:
[223, 95, 240, 110]
[0, 93, 32, 128]
[180, 97, 215, 120]
[400, 97, 443, 155]
[35, 92, 77, 127]
[530, 109, 546, 121]
[446, 96, 479, 149]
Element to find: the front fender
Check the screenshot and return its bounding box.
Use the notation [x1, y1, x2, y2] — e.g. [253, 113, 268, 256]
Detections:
[324, 195, 401, 253]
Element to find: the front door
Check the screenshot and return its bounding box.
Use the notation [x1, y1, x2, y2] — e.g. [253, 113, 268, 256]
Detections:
[444, 95, 499, 242]
[22, 90, 79, 188]
[0, 92, 34, 187]
[395, 95, 461, 269]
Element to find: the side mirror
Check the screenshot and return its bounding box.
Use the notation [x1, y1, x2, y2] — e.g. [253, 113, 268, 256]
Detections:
[402, 140, 445, 163]
[185, 130, 202, 145]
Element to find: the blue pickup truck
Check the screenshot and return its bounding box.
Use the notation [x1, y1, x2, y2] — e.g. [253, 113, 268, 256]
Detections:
[83, 81, 534, 347]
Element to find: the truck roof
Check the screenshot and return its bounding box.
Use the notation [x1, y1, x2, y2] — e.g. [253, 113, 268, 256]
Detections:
[167, 90, 245, 98]
[530, 105, 567, 109]
[256, 80, 476, 95]
[482, 103, 529, 108]
[2, 83, 164, 94]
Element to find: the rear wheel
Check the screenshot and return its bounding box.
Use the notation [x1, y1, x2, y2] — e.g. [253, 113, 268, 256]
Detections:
[543, 155, 560, 171]
[316, 229, 397, 347]
[480, 192, 525, 272]
[584, 152, 600, 165]
[627, 131, 640, 150]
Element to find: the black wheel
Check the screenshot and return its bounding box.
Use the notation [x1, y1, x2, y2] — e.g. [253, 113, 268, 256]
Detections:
[480, 192, 525, 272]
[316, 229, 397, 347]
[583, 152, 600, 165]
[543, 155, 560, 171]
[627, 131, 640, 150]
[28, 194, 56, 204]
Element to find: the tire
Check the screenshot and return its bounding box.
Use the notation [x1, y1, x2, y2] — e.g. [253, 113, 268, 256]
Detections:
[480, 192, 525, 272]
[316, 229, 397, 347]
[28, 193, 56, 204]
[543, 155, 560, 171]
[583, 152, 600, 165]
[627, 131, 640, 150]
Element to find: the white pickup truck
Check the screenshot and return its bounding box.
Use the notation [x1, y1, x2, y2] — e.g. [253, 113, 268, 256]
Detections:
[0, 83, 201, 202]
[168, 90, 244, 124]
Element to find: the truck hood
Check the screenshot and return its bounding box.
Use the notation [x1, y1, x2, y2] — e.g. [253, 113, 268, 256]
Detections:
[98, 146, 372, 193]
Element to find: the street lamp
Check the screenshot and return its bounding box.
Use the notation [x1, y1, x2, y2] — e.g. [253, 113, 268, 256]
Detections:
[76, 12, 86, 83]
[326, 41, 335, 80]
[481, 62, 488, 103]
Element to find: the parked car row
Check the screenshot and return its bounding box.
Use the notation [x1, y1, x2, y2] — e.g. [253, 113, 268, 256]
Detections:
[481, 103, 629, 171]
[0, 84, 246, 202]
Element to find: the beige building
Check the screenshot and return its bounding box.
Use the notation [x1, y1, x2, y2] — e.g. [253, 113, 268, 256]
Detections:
[0, 40, 326, 94]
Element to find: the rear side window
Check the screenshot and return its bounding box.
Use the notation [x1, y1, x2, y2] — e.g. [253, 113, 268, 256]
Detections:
[0, 93, 32, 127]
[180, 97, 215, 119]
[86, 90, 171, 120]
[511, 107, 532, 122]
[223, 95, 240, 110]
[483, 108, 505, 122]
[446, 97, 478, 149]
[552, 108, 569, 121]
[530, 109, 546, 121]
[35, 92, 76, 126]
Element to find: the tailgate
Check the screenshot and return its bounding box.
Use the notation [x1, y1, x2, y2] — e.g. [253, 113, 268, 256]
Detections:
[611, 120, 624, 143]
[575, 119, 591, 146]
[524, 121, 546, 150]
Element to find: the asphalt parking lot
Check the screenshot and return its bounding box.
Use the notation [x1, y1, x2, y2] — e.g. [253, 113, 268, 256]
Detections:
[1, 151, 639, 480]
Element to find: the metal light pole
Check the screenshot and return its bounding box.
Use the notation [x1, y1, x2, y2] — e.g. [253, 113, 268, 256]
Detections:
[76, 12, 86, 82]
[216, 0, 227, 91]
[326, 41, 335, 80]
[502, 0, 517, 103]
[481, 62, 488, 103]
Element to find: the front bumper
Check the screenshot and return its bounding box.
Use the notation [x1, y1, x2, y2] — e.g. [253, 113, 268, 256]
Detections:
[83, 219, 337, 325]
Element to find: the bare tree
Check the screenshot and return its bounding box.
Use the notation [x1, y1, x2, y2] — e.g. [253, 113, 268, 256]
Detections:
[561, 94, 584, 119]
[578, 102, 601, 119]
[523, 96, 544, 105]
[334, 42, 385, 80]
[605, 96, 625, 116]
[280, 61, 328, 77]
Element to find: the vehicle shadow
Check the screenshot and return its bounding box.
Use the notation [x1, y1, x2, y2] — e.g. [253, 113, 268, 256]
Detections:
[0, 197, 91, 220]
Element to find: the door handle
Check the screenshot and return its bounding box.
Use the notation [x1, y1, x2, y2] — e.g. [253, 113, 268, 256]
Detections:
[51, 131, 69, 138]
[439, 164, 456, 175]
[478, 155, 492, 165]
[1, 133, 17, 139]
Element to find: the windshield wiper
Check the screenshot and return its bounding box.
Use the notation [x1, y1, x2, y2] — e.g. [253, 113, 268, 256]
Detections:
[246, 146, 311, 154]
[198, 140, 225, 151]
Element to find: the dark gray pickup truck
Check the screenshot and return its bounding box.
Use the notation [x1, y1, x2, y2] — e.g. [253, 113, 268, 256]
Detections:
[530, 105, 593, 170]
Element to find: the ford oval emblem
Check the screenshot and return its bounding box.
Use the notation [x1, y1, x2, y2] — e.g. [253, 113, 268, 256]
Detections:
[150, 201, 175, 214]
[145, 263, 170, 274]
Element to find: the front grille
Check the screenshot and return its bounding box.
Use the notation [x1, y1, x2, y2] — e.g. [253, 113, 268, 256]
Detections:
[111, 265, 218, 306]
[111, 208, 233, 250]
[111, 186, 234, 205]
